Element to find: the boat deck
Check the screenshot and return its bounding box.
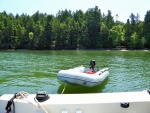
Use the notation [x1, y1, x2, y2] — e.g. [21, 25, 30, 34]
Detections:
[0, 90, 150, 113]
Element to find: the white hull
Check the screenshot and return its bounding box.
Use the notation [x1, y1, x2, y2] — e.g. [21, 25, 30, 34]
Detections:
[57, 66, 109, 87]
[0, 90, 150, 113]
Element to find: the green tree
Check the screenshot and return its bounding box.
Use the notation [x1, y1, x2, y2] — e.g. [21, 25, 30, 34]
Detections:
[55, 22, 68, 49]
[100, 22, 109, 48]
[102, 10, 114, 48]
[69, 20, 79, 49]
[0, 13, 5, 49]
[108, 25, 124, 47]
[129, 32, 139, 49]
[57, 9, 72, 23]
[1, 7, 150, 50]
[42, 15, 53, 49]
[85, 6, 101, 49]
[73, 10, 87, 48]
[21, 17, 34, 49]
[130, 13, 136, 34]
[3, 14, 14, 49]
[124, 19, 132, 48]
[32, 21, 44, 49]
[143, 10, 150, 48]
[105, 10, 114, 29]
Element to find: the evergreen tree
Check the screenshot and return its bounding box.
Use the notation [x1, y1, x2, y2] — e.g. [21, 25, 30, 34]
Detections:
[73, 10, 86, 48]
[43, 15, 53, 49]
[85, 6, 101, 49]
[124, 19, 131, 48]
[143, 10, 150, 48]
[0, 7, 150, 50]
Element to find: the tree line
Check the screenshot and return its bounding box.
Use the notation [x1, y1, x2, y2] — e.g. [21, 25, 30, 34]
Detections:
[0, 6, 150, 50]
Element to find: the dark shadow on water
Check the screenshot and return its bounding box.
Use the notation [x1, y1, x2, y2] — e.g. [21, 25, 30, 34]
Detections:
[57, 77, 109, 94]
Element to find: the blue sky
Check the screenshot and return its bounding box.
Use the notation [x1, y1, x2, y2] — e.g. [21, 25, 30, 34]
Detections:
[0, 0, 149, 23]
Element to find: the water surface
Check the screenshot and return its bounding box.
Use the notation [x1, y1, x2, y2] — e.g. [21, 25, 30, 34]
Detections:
[0, 50, 150, 95]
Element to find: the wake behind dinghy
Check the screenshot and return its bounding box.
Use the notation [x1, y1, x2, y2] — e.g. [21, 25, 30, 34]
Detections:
[57, 60, 109, 87]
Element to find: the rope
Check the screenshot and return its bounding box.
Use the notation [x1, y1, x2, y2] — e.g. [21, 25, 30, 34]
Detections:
[15, 91, 48, 113]
[34, 97, 48, 113]
[61, 83, 67, 94]
[15, 91, 28, 99]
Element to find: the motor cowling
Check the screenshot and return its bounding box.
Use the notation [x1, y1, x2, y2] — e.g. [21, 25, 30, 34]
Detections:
[90, 60, 96, 69]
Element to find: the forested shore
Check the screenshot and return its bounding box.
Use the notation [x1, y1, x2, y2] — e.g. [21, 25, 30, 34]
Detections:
[0, 6, 150, 50]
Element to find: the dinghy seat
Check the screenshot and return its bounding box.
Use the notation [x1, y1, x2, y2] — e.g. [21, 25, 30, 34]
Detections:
[87, 71, 95, 74]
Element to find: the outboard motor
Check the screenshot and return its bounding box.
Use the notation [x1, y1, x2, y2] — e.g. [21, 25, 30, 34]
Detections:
[89, 60, 96, 70]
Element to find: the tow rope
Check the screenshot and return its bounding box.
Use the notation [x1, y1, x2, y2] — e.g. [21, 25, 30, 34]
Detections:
[5, 91, 48, 113]
[61, 83, 67, 94]
[5, 92, 28, 113]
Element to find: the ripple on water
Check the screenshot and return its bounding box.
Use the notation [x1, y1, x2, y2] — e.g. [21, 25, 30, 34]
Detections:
[0, 50, 150, 95]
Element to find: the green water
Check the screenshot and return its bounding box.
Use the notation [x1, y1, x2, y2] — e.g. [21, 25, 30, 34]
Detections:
[0, 50, 150, 95]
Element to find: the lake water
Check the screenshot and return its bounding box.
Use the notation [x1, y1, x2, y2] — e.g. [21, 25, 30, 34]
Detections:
[0, 50, 150, 95]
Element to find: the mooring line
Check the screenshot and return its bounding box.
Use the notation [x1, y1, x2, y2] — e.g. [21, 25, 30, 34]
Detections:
[61, 83, 67, 94]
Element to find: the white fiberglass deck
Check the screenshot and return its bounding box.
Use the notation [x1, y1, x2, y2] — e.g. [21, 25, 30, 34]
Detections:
[0, 90, 150, 113]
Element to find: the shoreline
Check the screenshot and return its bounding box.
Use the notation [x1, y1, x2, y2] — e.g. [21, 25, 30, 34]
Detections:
[0, 48, 149, 51]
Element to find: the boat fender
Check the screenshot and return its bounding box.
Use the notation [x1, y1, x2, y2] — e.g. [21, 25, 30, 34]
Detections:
[36, 91, 50, 102]
[120, 102, 129, 108]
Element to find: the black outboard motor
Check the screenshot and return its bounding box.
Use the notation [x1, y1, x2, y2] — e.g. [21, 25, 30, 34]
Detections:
[89, 60, 96, 70]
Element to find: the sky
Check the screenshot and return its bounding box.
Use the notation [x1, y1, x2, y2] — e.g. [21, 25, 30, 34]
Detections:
[0, 0, 150, 23]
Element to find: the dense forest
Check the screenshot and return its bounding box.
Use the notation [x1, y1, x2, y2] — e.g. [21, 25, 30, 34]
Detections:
[0, 6, 150, 50]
